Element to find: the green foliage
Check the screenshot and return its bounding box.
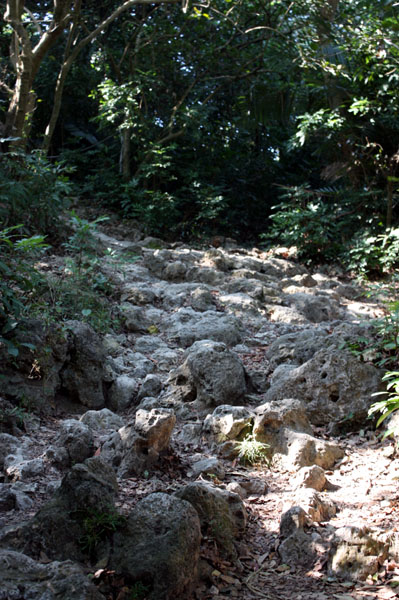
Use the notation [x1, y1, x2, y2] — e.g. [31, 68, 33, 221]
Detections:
[0, 225, 47, 356]
[347, 228, 399, 276]
[78, 506, 126, 557]
[369, 371, 399, 441]
[0, 151, 72, 238]
[235, 434, 270, 466]
[128, 582, 150, 600]
[263, 185, 380, 263]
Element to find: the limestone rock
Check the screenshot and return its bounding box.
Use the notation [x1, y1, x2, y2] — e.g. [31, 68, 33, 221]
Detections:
[265, 347, 381, 425]
[108, 374, 138, 411]
[61, 320, 106, 409]
[109, 493, 201, 600]
[102, 408, 176, 477]
[176, 481, 246, 557]
[46, 419, 94, 468]
[203, 405, 253, 440]
[329, 527, 389, 581]
[293, 465, 328, 491]
[164, 308, 243, 347]
[278, 506, 329, 569]
[0, 457, 118, 562]
[0, 549, 103, 600]
[80, 408, 124, 431]
[170, 340, 246, 407]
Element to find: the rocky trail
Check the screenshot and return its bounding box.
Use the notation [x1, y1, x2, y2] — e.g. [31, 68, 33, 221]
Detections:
[1, 216, 399, 600]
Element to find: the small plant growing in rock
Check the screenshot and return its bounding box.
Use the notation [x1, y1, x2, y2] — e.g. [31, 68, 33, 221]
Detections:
[235, 433, 270, 466]
[128, 581, 150, 599]
[78, 506, 126, 557]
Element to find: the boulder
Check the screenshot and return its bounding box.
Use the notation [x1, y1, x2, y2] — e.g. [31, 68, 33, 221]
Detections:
[265, 347, 381, 425]
[169, 340, 246, 407]
[203, 405, 254, 440]
[80, 408, 124, 431]
[280, 429, 344, 469]
[278, 506, 328, 569]
[329, 527, 389, 581]
[164, 308, 243, 347]
[176, 481, 246, 557]
[0, 549, 103, 600]
[61, 320, 106, 409]
[137, 374, 162, 401]
[46, 419, 94, 468]
[253, 398, 313, 446]
[108, 375, 138, 411]
[101, 408, 176, 477]
[0, 457, 118, 562]
[109, 493, 201, 600]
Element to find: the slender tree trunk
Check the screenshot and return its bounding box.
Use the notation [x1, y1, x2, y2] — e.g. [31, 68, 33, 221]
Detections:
[387, 178, 393, 229]
[120, 127, 132, 181]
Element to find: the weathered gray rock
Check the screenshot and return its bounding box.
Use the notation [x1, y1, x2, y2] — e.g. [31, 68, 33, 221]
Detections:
[46, 419, 94, 468]
[0, 457, 118, 561]
[265, 329, 329, 370]
[80, 408, 124, 431]
[108, 374, 138, 411]
[329, 527, 389, 581]
[253, 398, 313, 446]
[176, 481, 246, 557]
[109, 493, 201, 600]
[286, 489, 337, 522]
[189, 456, 226, 479]
[120, 303, 163, 333]
[278, 506, 329, 569]
[170, 340, 246, 407]
[0, 483, 33, 511]
[285, 292, 342, 323]
[61, 320, 106, 409]
[190, 288, 215, 312]
[280, 429, 344, 469]
[102, 408, 176, 477]
[293, 465, 328, 492]
[0, 434, 21, 470]
[137, 374, 162, 401]
[164, 308, 243, 347]
[203, 405, 253, 440]
[265, 347, 381, 425]
[5, 457, 45, 481]
[0, 549, 103, 600]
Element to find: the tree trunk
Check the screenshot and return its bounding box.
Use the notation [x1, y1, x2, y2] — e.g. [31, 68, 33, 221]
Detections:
[120, 128, 132, 181]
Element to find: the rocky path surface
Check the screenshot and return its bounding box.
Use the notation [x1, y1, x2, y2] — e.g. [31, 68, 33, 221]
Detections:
[1, 221, 399, 600]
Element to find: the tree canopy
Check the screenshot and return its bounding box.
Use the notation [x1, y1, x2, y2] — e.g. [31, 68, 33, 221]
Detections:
[1, 0, 399, 251]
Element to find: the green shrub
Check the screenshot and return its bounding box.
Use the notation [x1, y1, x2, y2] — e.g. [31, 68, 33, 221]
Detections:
[0, 225, 47, 356]
[263, 185, 383, 264]
[347, 228, 399, 276]
[0, 150, 72, 238]
[369, 371, 399, 441]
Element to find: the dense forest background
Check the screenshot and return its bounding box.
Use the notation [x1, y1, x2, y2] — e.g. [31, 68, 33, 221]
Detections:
[1, 0, 399, 265]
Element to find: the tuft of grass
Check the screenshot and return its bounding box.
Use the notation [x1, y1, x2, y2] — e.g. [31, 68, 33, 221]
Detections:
[235, 433, 270, 466]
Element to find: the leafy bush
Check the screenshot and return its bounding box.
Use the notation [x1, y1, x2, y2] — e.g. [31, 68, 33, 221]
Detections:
[0, 225, 47, 356]
[347, 228, 399, 276]
[0, 150, 72, 238]
[263, 185, 383, 264]
[369, 371, 399, 441]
